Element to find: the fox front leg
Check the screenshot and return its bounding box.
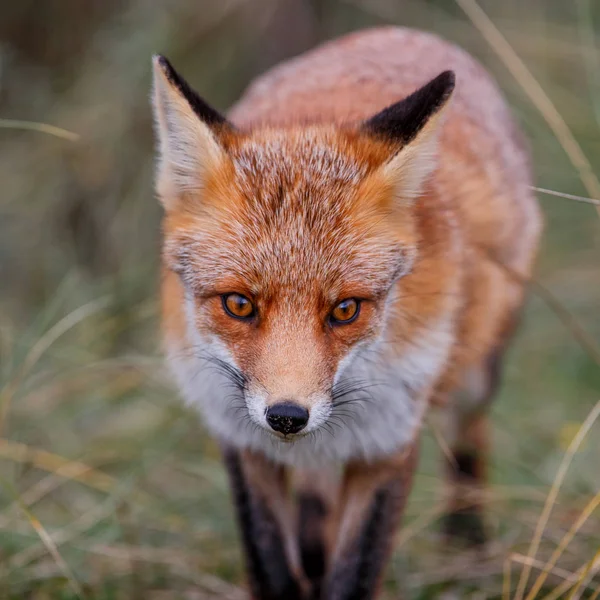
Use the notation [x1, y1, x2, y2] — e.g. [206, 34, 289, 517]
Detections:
[323, 444, 419, 600]
[222, 447, 308, 600]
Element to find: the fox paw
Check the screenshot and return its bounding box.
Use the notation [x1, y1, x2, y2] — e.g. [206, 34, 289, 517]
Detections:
[442, 507, 488, 547]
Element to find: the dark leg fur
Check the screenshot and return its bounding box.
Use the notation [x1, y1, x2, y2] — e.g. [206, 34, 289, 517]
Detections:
[325, 484, 402, 600]
[323, 445, 418, 600]
[443, 447, 488, 545]
[298, 493, 329, 599]
[222, 447, 305, 600]
[443, 326, 515, 546]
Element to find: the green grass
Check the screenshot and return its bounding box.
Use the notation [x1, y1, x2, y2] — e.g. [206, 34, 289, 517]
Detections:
[0, 0, 599, 598]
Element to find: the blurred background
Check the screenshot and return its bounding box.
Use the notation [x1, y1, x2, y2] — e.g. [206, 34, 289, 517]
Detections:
[0, 1, 599, 598]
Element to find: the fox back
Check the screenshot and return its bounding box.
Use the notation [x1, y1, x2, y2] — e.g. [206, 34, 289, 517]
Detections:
[153, 27, 542, 467]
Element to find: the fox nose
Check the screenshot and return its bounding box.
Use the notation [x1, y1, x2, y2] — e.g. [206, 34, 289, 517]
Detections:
[266, 403, 309, 435]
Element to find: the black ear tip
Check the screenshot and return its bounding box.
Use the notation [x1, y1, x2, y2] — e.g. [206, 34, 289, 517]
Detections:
[151, 54, 230, 128]
[438, 70, 456, 84]
[432, 70, 456, 98]
[153, 55, 175, 81]
[362, 69, 456, 144]
[152, 54, 166, 69]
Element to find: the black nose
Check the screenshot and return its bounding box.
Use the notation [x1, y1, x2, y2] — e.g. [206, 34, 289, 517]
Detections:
[266, 403, 309, 435]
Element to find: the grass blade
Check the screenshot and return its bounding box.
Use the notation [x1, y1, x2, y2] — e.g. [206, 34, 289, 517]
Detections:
[0, 118, 79, 141]
[515, 400, 600, 600]
[0, 476, 85, 599]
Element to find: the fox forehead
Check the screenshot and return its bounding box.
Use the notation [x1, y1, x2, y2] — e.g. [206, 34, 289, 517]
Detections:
[229, 127, 370, 189]
[165, 127, 415, 298]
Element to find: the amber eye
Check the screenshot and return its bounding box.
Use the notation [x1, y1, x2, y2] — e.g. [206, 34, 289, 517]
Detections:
[330, 298, 360, 325]
[222, 293, 255, 320]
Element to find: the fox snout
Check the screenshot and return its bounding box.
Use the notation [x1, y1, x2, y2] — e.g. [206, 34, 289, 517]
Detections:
[265, 403, 310, 435]
[246, 384, 332, 440]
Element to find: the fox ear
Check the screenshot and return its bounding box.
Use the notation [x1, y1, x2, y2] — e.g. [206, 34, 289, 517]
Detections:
[152, 55, 233, 209]
[363, 70, 455, 202]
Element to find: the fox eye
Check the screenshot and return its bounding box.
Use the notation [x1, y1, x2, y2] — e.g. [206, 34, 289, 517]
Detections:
[330, 298, 360, 325]
[222, 293, 255, 320]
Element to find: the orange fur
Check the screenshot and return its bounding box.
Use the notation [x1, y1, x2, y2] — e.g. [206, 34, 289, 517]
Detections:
[153, 26, 543, 596]
[159, 28, 541, 425]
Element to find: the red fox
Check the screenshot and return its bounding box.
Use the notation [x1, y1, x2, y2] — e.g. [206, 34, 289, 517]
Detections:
[152, 26, 542, 600]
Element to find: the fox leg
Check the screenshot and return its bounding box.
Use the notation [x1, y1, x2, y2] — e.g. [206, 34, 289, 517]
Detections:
[443, 405, 490, 545]
[444, 302, 522, 545]
[443, 345, 504, 546]
[294, 469, 339, 599]
[322, 443, 419, 600]
[222, 447, 307, 600]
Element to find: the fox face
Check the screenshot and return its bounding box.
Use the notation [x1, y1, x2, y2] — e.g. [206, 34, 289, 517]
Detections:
[153, 57, 456, 465]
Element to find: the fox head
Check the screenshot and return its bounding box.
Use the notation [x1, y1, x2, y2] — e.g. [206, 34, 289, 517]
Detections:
[152, 56, 455, 461]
